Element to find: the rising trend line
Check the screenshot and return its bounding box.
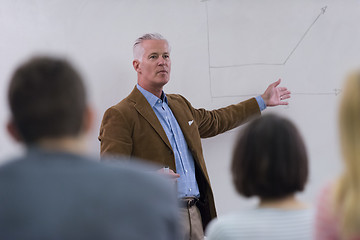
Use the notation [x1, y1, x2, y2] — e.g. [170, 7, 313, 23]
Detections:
[202, 3, 333, 98]
[283, 6, 327, 64]
[207, 6, 328, 69]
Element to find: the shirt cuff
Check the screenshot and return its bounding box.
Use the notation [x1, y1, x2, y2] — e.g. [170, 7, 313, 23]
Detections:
[255, 95, 266, 111]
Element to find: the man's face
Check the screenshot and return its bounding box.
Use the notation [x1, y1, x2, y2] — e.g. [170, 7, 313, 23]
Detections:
[134, 39, 171, 91]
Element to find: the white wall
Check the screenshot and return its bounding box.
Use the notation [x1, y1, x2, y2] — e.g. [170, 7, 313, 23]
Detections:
[1, 0, 359, 216]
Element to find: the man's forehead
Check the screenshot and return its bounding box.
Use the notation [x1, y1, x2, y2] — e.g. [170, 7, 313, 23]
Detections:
[142, 40, 169, 52]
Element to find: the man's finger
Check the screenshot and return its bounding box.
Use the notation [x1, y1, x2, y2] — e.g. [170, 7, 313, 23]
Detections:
[272, 78, 281, 88]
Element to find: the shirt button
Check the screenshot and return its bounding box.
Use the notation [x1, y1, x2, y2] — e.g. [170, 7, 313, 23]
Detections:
[185, 170, 188, 173]
[189, 188, 192, 192]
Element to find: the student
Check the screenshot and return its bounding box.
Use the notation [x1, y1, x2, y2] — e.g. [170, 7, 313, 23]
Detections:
[98, 33, 291, 240]
[206, 114, 313, 240]
[0, 56, 181, 240]
[315, 71, 360, 239]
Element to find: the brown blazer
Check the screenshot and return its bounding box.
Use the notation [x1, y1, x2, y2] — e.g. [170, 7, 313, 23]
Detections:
[99, 86, 261, 228]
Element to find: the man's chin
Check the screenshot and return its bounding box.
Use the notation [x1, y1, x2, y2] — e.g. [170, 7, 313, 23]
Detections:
[157, 77, 170, 84]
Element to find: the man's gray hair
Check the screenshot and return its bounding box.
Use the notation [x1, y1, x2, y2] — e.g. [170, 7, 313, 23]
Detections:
[133, 33, 170, 60]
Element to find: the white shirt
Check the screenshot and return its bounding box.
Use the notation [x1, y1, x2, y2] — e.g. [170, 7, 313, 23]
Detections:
[205, 207, 314, 240]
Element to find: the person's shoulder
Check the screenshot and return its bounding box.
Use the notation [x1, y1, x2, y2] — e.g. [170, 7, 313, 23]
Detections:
[206, 212, 246, 240]
[102, 96, 137, 120]
[206, 208, 314, 240]
[208, 208, 313, 228]
[249, 207, 314, 223]
[0, 156, 27, 174]
[100, 155, 159, 174]
[218, 210, 255, 222]
[110, 95, 134, 111]
[100, 155, 173, 187]
[99, 156, 178, 210]
[167, 93, 187, 101]
[167, 93, 193, 108]
[207, 211, 248, 230]
[109, 86, 154, 113]
[102, 86, 135, 110]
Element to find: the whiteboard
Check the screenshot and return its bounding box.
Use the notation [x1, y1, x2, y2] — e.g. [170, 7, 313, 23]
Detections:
[1, 0, 359, 216]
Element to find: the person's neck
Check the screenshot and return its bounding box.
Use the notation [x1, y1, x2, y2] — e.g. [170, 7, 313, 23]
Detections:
[258, 195, 307, 210]
[138, 83, 163, 99]
[36, 135, 86, 155]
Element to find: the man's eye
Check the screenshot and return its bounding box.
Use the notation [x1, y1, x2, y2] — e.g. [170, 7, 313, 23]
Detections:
[164, 55, 169, 59]
[149, 55, 157, 59]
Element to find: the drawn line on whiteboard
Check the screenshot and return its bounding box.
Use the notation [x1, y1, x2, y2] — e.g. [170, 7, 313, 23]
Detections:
[283, 6, 327, 65]
[203, 3, 329, 99]
[207, 6, 327, 69]
[210, 63, 283, 69]
[204, 1, 214, 98]
[211, 89, 342, 99]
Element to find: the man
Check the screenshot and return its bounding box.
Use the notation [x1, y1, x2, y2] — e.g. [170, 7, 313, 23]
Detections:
[99, 33, 291, 240]
[0, 56, 181, 240]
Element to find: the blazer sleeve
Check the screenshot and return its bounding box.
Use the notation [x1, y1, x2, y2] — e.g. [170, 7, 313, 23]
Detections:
[177, 96, 261, 138]
[98, 106, 133, 157]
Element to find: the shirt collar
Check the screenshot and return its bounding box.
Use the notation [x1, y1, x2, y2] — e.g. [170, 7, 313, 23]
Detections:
[136, 84, 168, 107]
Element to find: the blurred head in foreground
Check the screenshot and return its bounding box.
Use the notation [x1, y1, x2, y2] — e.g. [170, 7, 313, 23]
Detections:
[335, 71, 360, 239]
[2, 55, 181, 240]
[231, 114, 308, 201]
[7, 56, 92, 152]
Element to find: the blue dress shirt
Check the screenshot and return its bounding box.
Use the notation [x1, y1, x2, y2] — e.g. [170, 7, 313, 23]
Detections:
[137, 84, 266, 199]
[137, 85, 200, 198]
[255, 95, 266, 111]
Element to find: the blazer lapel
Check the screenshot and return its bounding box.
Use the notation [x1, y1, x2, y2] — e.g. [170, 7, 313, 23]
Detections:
[167, 98, 197, 155]
[129, 87, 172, 150]
[168, 96, 212, 184]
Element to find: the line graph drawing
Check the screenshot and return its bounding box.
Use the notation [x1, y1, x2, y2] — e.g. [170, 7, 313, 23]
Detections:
[202, 1, 338, 98]
[281, 6, 327, 67]
[207, 6, 327, 69]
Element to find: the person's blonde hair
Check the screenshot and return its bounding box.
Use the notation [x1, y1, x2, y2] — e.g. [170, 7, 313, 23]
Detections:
[335, 71, 360, 239]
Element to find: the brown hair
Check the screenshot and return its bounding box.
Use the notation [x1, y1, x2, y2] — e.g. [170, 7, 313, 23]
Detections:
[8, 56, 87, 144]
[231, 114, 308, 200]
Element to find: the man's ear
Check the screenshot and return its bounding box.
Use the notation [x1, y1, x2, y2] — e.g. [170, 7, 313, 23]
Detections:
[7, 120, 22, 143]
[133, 60, 141, 73]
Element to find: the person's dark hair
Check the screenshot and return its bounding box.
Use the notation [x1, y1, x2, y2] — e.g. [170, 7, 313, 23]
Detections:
[231, 114, 308, 200]
[8, 56, 87, 144]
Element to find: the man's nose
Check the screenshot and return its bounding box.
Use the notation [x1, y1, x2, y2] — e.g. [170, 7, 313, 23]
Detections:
[158, 57, 167, 65]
